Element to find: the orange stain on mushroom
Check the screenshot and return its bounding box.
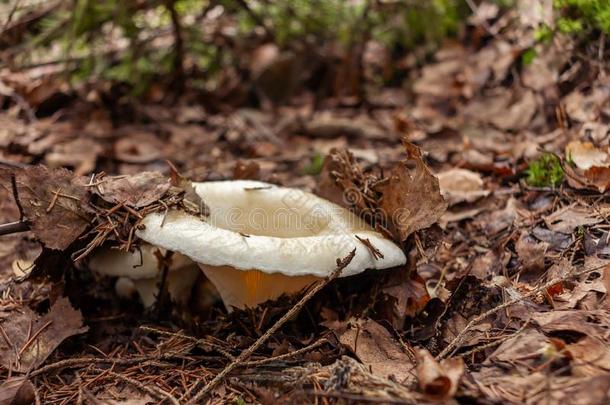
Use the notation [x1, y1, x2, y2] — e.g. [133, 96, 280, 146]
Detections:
[200, 265, 321, 309]
[244, 269, 264, 302]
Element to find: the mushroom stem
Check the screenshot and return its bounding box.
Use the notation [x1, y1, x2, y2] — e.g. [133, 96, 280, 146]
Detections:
[200, 265, 321, 310]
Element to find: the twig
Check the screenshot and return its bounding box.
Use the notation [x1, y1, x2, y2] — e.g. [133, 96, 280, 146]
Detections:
[11, 173, 25, 220]
[29, 356, 151, 377]
[139, 326, 236, 361]
[457, 318, 531, 359]
[90, 367, 180, 405]
[46, 188, 61, 213]
[165, 0, 185, 94]
[0, 220, 30, 236]
[242, 338, 328, 366]
[0, 159, 29, 169]
[436, 263, 608, 360]
[19, 320, 52, 356]
[234, 0, 274, 40]
[464, 0, 497, 36]
[186, 249, 356, 404]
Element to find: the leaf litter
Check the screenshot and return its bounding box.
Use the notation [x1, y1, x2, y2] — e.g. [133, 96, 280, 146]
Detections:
[0, 1, 610, 404]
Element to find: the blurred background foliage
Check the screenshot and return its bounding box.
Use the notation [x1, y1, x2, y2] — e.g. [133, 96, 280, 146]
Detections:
[1, 0, 607, 99]
[2, 0, 470, 96]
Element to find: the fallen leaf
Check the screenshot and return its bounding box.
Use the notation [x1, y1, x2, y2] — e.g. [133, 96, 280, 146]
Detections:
[383, 271, 430, 326]
[94, 172, 171, 208]
[114, 131, 163, 164]
[477, 197, 517, 235]
[0, 297, 88, 372]
[233, 160, 260, 180]
[0, 377, 35, 405]
[532, 309, 610, 339]
[583, 166, 610, 193]
[415, 348, 464, 400]
[13, 166, 91, 250]
[544, 204, 602, 234]
[565, 141, 609, 170]
[564, 85, 610, 123]
[45, 138, 102, 176]
[566, 336, 610, 377]
[303, 113, 388, 140]
[532, 226, 572, 251]
[377, 141, 447, 241]
[516, 231, 548, 275]
[437, 168, 489, 205]
[489, 90, 538, 131]
[332, 318, 415, 383]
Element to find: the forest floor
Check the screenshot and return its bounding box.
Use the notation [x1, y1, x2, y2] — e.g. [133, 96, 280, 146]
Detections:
[1, 3, 610, 405]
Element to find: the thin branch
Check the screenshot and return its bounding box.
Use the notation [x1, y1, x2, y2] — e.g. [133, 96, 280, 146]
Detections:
[436, 263, 608, 360]
[234, 0, 274, 40]
[90, 367, 180, 405]
[242, 338, 328, 366]
[186, 249, 356, 404]
[166, 0, 185, 94]
[0, 220, 29, 236]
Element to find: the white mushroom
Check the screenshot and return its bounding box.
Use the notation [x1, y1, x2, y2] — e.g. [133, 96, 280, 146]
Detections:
[89, 244, 199, 308]
[136, 180, 406, 310]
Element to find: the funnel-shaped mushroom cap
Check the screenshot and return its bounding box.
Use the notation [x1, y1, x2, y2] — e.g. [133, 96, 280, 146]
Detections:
[136, 180, 406, 308]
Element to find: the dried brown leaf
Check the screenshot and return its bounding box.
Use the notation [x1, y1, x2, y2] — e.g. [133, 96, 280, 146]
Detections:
[437, 168, 489, 206]
[516, 231, 548, 275]
[13, 166, 91, 250]
[94, 172, 171, 208]
[565, 141, 609, 170]
[332, 318, 415, 383]
[0, 297, 88, 372]
[415, 348, 464, 400]
[544, 204, 602, 234]
[377, 141, 447, 241]
[0, 377, 35, 405]
[489, 90, 538, 131]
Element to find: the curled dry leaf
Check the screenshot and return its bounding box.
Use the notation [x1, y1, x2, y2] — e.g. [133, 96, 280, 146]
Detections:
[0, 297, 88, 372]
[94, 172, 171, 208]
[377, 141, 447, 241]
[13, 166, 91, 250]
[415, 348, 464, 400]
[0, 377, 35, 405]
[565, 141, 609, 170]
[437, 168, 489, 206]
[332, 318, 415, 383]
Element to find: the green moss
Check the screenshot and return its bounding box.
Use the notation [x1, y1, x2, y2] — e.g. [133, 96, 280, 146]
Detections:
[534, 24, 554, 42]
[521, 48, 537, 65]
[554, 0, 610, 35]
[302, 152, 325, 176]
[526, 153, 565, 188]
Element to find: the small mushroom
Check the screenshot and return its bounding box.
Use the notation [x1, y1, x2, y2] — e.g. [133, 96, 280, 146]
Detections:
[136, 180, 406, 310]
[89, 244, 199, 307]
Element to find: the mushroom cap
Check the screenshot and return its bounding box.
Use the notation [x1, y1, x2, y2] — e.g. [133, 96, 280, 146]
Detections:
[89, 244, 200, 307]
[89, 244, 193, 279]
[136, 180, 406, 278]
